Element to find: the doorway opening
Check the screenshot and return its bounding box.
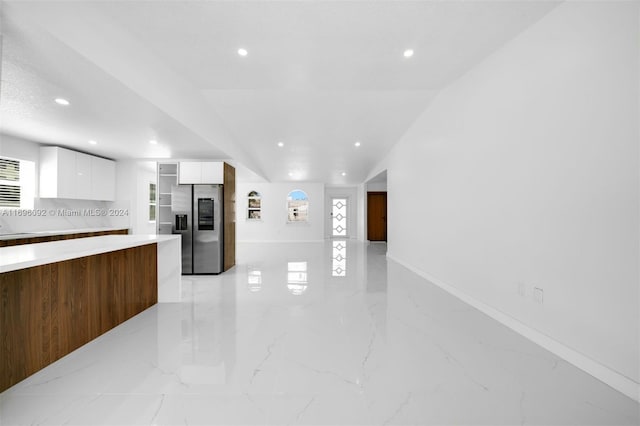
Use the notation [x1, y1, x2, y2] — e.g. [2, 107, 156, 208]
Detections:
[366, 169, 387, 242]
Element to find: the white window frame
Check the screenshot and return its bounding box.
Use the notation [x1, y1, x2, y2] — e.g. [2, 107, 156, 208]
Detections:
[247, 190, 261, 220]
[0, 157, 34, 209]
[287, 189, 309, 223]
[149, 182, 157, 222]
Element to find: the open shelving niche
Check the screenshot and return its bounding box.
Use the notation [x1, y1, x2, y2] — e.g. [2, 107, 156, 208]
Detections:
[157, 162, 178, 234]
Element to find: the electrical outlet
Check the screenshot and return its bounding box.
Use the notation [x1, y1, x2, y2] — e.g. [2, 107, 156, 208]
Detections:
[533, 287, 544, 304]
[517, 282, 526, 297]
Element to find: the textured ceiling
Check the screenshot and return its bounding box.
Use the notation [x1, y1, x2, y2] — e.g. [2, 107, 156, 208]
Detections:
[0, 0, 560, 183]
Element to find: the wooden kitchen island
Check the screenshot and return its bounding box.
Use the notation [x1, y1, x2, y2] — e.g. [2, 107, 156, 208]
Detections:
[0, 234, 180, 393]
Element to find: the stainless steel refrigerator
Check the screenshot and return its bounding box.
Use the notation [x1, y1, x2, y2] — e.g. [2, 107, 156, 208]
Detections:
[171, 184, 223, 274]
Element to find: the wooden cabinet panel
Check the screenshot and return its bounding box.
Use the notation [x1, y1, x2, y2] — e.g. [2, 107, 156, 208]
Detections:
[51, 257, 89, 360]
[223, 163, 236, 271]
[139, 245, 157, 310]
[0, 265, 52, 392]
[0, 243, 157, 393]
[110, 250, 128, 325]
[88, 251, 124, 339]
[87, 252, 106, 338]
[124, 246, 157, 320]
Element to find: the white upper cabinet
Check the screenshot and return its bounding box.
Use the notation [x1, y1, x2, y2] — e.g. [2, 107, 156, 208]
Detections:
[76, 152, 92, 199]
[39, 146, 116, 201]
[179, 161, 223, 184]
[91, 156, 116, 201]
[40, 146, 76, 199]
[178, 161, 201, 184]
[201, 162, 224, 184]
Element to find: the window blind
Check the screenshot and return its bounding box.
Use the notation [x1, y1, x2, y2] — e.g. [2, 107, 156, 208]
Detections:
[0, 158, 19, 182]
[0, 158, 20, 207]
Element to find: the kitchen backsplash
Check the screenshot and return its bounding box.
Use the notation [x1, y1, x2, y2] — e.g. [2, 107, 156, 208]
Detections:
[0, 198, 131, 233]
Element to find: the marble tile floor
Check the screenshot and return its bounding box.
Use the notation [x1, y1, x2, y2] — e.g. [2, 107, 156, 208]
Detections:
[1, 241, 638, 425]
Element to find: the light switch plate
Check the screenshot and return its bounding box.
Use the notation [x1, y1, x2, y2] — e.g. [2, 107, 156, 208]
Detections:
[533, 287, 544, 304]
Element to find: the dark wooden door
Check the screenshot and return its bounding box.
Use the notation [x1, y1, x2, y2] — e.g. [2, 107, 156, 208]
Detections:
[367, 192, 387, 241]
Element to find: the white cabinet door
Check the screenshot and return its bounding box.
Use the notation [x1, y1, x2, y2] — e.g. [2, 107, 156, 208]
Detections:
[39, 147, 61, 198]
[75, 153, 92, 199]
[56, 147, 77, 199]
[179, 162, 201, 184]
[40, 146, 116, 200]
[91, 157, 116, 201]
[201, 162, 224, 184]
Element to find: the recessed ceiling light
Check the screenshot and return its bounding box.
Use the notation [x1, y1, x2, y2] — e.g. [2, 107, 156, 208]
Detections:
[54, 98, 70, 106]
[354, 141, 361, 147]
[149, 140, 158, 145]
[88, 140, 97, 145]
[403, 49, 414, 58]
[288, 172, 294, 177]
[277, 141, 284, 147]
[341, 172, 347, 176]
[238, 48, 248, 57]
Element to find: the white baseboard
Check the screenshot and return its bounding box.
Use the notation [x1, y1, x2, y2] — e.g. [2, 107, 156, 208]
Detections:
[386, 253, 640, 403]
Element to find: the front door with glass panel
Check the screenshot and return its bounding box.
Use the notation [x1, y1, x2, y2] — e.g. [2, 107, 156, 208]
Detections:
[331, 197, 348, 237]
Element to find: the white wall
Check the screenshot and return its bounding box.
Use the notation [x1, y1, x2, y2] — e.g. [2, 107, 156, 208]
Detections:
[115, 160, 156, 235]
[0, 133, 128, 233]
[367, 181, 387, 192]
[356, 183, 366, 242]
[382, 0, 639, 391]
[324, 186, 358, 239]
[0, 198, 125, 233]
[0, 134, 40, 194]
[236, 182, 325, 242]
[0, 134, 40, 162]
[136, 162, 157, 235]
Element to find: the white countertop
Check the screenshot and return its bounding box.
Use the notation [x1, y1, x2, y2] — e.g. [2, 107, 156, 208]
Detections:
[0, 234, 181, 273]
[0, 227, 129, 241]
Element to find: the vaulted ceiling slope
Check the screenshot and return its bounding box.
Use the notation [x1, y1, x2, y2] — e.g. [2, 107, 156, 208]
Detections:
[0, 1, 560, 184]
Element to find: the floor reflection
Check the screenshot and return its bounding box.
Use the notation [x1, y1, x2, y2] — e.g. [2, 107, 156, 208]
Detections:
[287, 261, 308, 295]
[174, 274, 237, 386]
[366, 242, 387, 293]
[331, 240, 347, 277]
[0, 241, 637, 426]
[247, 265, 262, 293]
